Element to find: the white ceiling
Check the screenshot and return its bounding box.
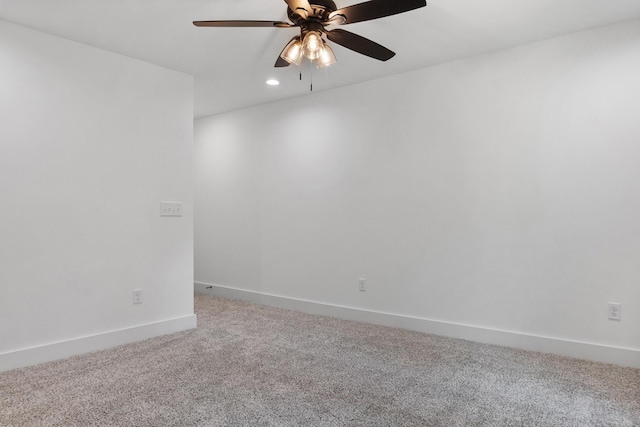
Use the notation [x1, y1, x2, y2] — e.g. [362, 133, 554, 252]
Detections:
[2, 0, 640, 118]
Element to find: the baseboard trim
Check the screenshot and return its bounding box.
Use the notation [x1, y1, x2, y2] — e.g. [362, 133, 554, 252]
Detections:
[0, 314, 197, 372]
[195, 282, 640, 369]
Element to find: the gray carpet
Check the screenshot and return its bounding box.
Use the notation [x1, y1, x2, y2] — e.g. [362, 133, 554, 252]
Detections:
[1, 294, 639, 426]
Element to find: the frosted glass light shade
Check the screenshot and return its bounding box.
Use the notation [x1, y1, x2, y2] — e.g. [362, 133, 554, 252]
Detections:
[280, 36, 303, 65]
[302, 31, 323, 60]
[314, 42, 337, 68]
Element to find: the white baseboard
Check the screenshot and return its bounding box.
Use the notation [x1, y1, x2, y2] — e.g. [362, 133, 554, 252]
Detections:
[0, 314, 197, 372]
[195, 282, 640, 369]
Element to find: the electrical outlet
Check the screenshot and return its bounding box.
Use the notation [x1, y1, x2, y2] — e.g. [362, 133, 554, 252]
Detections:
[133, 289, 143, 305]
[359, 278, 366, 292]
[160, 202, 182, 217]
[608, 302, 621, 321]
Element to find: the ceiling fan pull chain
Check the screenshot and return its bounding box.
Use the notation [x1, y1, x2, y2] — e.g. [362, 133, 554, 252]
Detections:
[310, 60, 313, 92]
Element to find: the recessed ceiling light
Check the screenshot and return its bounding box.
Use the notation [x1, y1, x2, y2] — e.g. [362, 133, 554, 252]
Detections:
[266, 79, 280, 86]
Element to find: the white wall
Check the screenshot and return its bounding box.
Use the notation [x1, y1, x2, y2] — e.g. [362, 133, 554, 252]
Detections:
[195, 20, 640, 365]
[0, 21, 195, 370]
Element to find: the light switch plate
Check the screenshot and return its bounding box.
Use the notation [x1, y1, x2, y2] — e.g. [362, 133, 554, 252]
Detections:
[133, 289, 143, 305]
[161, 202, 182, 217]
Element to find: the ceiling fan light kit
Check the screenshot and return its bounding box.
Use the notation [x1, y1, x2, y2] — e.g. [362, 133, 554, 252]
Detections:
[279, 29, 337, 67]
[194, 0, 427, 68]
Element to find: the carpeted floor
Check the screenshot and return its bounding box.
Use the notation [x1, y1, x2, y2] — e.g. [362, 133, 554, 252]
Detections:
[1, 294, 639, 426]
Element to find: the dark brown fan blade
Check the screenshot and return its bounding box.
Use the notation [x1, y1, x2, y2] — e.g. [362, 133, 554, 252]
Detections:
[275, 56, 291, 67]
[284, 0, 312, 18]
[193, 20, 294, 28]
[328, 0, 426, 25]
[326, 29, 395, 61]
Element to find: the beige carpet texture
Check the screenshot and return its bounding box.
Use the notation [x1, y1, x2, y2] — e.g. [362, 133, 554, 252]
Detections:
[1, 294, 639, 426]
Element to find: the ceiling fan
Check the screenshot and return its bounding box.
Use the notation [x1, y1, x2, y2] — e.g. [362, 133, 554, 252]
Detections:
[193, 0, 427, 68]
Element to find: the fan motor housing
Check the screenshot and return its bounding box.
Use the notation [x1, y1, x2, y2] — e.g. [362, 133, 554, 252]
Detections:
[287, 0, 337, 24]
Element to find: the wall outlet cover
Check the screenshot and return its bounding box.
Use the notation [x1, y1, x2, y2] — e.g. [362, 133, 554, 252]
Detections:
[608, 302, 621, 321]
